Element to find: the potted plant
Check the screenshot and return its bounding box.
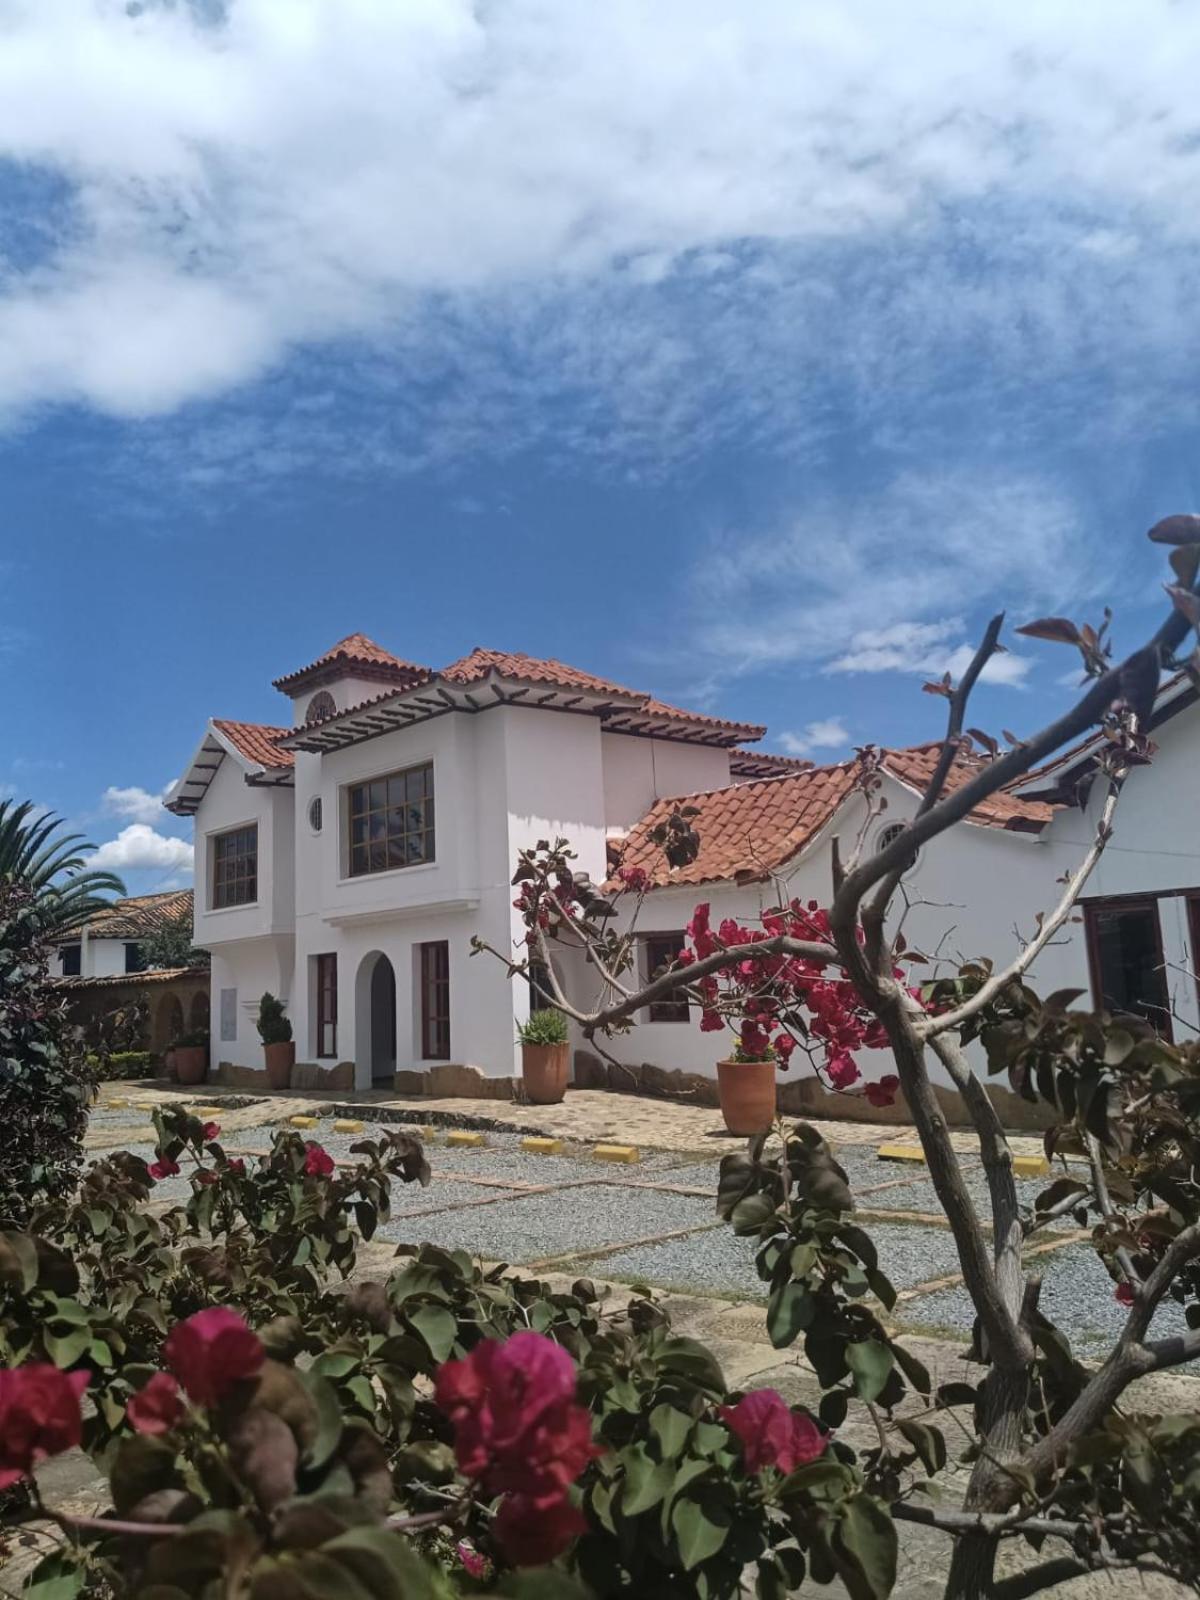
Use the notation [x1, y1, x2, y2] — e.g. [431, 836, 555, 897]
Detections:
[257, 992, 295, 1090]
[716, 1036, 778, 1136]
[173, 1028, 209, 1087]
[517, 1008, 570, 1104]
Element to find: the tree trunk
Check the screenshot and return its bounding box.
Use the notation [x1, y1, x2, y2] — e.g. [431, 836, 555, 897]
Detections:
[943, 1364, 1030, 1600]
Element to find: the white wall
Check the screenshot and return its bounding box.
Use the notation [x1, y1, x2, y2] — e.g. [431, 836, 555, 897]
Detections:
[192, 755, 294, 948]
[208, 936, 295, 1069]
[287, 673, 396, 726]
[601, 733, 732, 835]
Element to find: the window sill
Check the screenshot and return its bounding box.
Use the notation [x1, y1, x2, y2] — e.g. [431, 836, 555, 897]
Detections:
[337, 860, 438, 887]
[204, 901, 261, 916]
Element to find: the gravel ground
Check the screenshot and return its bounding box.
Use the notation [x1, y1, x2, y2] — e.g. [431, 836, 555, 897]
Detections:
[376, 1182, 714, 1264]
[903, 1240, 1197, 1362]
[589, 1226, 764, 1299]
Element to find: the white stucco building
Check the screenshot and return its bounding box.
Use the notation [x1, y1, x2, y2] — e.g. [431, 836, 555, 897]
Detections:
[167, 635, 1200, 1120]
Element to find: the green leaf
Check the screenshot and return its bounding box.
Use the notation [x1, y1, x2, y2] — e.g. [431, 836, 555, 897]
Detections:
[896, 1419, 947, 1474]
[730, 1193, 776, 1235]
[25, 1550, 84, 1600]
[766, 1281, 813, 1348]
[671, 1495, 731, 1571]
[407, 1304, 457, 1364]
[320, 1525, 441, 1600]
[891, 1341, 931, 1397]
[0, 1230, 39, 1291]
[833, 1495, 898, 1600]
[866, 1269, 897, 1311]
[655, 1337, 726, 1397]
[110, 1434, 179, 1516]
[621, 1444, 672, 1515]
[649, 1403, 692, 1459]
[846, 1340, 893, 1404]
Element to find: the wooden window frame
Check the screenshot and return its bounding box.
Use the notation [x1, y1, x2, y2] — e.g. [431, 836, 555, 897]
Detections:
[643, 931, 690, 1023]
[346, 762, 435, 878]
[419, 940, 451, 1060]
[60, 943, 81, 977]
[211, 823, 258, 909]
[528, 958, 555, 1014]
[1082, 894, 1173, 1041]
[316, 953, 338, 1059]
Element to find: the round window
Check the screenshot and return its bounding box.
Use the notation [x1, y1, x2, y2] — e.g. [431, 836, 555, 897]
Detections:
[876, 820, 918, 869]
[308, 796, 323, 833]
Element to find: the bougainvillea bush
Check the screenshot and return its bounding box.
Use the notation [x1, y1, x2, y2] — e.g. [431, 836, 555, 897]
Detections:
[1, 1106, 899, 1600]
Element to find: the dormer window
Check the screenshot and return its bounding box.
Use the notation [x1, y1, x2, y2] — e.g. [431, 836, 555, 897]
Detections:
[305, 690, 336, 723]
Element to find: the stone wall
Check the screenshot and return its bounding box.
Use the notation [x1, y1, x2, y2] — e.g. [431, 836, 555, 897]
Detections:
[211, 1058, 354, 1090]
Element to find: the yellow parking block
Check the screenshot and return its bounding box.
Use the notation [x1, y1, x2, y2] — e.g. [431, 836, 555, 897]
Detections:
[594, 1143, 639, 1164]
[289, 1115, 319, 1129]
[134, 1101, 157, 1114]
[190, 1107, 224, 1120]
[521, 1137, 564, 1156]
[419, 1126, 440, 1142]
[108, 1097, 129, 1109]
[333, 1119, 364, 1134]
[446, 1129, 486, 1148]
[877, 1143, 926, 1165]
[1014, 1154, 1050, 1178]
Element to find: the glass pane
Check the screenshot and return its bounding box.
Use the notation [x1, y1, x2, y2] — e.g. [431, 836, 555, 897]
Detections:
[368, 812, 387, 841]
[368, 780, 387, 811]
[387, 839, 407, 871]
[387, 804, 406, 838]
[351, 817, 367, 846]
[350, 844, 368, 876]
[407, 766, 426, 800]
[1092, 905, 1170, 1028]
[349, 785, 365, 816]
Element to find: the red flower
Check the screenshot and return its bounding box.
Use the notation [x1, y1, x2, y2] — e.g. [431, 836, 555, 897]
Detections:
[774, 1033, 796, 1064]
[700, 1009, 725, 1033]
[126, 1373, 184, 1436]
[434, 1331, 600, 1507]
[147, 1158, 180, 1180]
[456, 1542, 493, 1581]
[493, 1493, 586, 1567]
[1115, 1282, 1136, 1307]
[721, 1389, 827, 1475]
[202, 1122, 221, 1142]
[227, 1158, 246, 1175]
[195, 1169, 218, 1187]
[827, 1053, 861, 1090]
[0, 1365, 89, 1489]
[304, 1142, 335, 1177]
[163, 1308, 264, 1406]
[864, 1075, 900, 1108]
[617, 864, 650, 893]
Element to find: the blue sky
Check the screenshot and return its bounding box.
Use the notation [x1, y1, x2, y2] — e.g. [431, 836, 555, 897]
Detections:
[2, 0, 1197, 895]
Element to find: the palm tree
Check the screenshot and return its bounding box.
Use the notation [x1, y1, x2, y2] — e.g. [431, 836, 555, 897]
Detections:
[0, 799, 125, 935]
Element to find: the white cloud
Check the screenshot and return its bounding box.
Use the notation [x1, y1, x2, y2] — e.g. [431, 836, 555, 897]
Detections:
[827, 621, 1031, 687]
[90, 824, 193, 876]
[103, 783, 171, 825]
[0, 0, 1198, 442]
[778, 718, 850, 756]
[683, 468, 1091, 682]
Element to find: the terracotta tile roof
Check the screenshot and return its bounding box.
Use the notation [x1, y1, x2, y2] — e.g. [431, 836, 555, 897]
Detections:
[55, 891, 194, 944]
[612, 744, 1057, 890]
[441, 647, 645, 698]
[883, 744, 1057, 829]
[212, 719, 295, 770]
[614, 764, 861, 888]
[48, 966, 198, 990]
[617, 698, 767, 741]
[730, 749, 816, 779]
[272, 633, 432, 694]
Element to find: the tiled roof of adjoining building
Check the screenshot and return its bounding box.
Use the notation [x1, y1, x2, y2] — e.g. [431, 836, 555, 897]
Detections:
[47, 966, 198, 989]
[211, 719, 295, 770]
[611, 745, 1058, 890]
[729, 749, 816, 779]
[55, 891, 194, 945]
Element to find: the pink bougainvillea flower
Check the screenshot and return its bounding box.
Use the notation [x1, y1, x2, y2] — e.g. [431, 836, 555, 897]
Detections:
[617, 864, 650, 893]
[163, 1308, 264, 1406]
[434, 1331, 600, 1506]
[1115, 1282, 1136, 1307]
[455, 1542, 493, 1581]
[720, 1389, 827, 1475]
[864, 1075, 901, 1108]
[493, 1492, 587, 1567]
[126, 1372, 184, 1436]
[147, 1158, 180, 1180]
[826, 1053, 861, 1090]
[0, 1365, 89, 1488]
[202, 1122, 221, 1142]
[226, 1158, 246, 1176]
[303, 1142, 335, 1177]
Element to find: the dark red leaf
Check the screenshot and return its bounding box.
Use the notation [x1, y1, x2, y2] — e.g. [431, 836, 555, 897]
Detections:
[1015, 617, 1081, 645]
[1148, 513, 1200, 546]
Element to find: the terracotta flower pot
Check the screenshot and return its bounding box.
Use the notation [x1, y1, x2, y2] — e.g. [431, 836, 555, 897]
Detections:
[264, 1041, 295, 1091]
[174, 1045, 208, 1086]
[522, 1041, 569, 1105]
[162, 1048, 177, 1081]
[717, 1058, 777, 1136]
